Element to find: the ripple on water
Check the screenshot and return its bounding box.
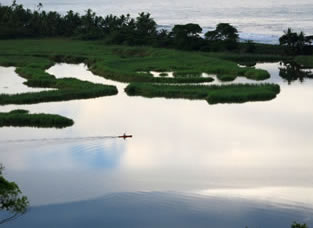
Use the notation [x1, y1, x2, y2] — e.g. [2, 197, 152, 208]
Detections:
[3, 192, 313, 228]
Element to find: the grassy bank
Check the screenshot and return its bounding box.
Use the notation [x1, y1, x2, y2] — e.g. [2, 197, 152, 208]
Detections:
[125, 83, 280, 104]
[0, 110, 74, 128]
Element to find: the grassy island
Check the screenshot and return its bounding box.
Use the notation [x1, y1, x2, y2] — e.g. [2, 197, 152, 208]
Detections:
[0, 110, 74, 128]
[125, 83, 280, 104]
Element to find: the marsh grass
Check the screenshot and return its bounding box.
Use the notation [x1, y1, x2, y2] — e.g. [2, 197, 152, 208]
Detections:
[216, 74, 236, 81]
[125, 83, 280, 104]
[0, 110, 74, 128]
[0, 39, 282, 105]
[159, 72, 169, 77]
[0, 39, 272, 85]
[0, 55, 118, 105]
[242, 68, 270, 80]
[294, 56, 313, 68]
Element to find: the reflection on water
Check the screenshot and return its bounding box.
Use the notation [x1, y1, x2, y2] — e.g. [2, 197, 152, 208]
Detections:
[279, 61, 313, 84]
[0, 67, 53, 94]
[198, 187, 313, 211]
[46, 63, 127, 92]
[2, 192, 313, 228]
[1, 62, 313, 227]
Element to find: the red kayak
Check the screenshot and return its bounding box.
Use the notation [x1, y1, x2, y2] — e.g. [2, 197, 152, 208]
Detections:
[118, 134, 133, 139]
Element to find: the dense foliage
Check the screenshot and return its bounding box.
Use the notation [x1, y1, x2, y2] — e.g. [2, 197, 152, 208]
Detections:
[205, 23, 239, 50]
[279, 28, 313, 55]
[0, 2, 239, 51]
[1, 2, 313, 54]
[0, 165, 28, 225]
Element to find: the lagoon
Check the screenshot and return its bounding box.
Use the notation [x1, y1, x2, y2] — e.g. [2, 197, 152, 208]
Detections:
[1, 62, 313, 227]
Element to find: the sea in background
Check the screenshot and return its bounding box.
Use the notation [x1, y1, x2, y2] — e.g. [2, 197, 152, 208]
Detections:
[2, 0, 313, 43]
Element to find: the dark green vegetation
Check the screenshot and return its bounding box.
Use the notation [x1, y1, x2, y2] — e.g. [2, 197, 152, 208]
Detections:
[205, 23, 239, 51]
[0, 2, 244, 52]
[216, 68, 270, 82]
[0, 164, 28, 225]
[159, 72, 168, 77]
[0, 39, 273, 89]
[1, 1, 313, 56]
[294, 55, 313, 68]
[279, 28, 313, 55]
[291, 222, 308, 228]
[0, 110, 74, 128]
[0, 38, 286, 108]
[1, 2, 311, 56]
[90, 48, 269, 83]
[0, 80, 117, 105]
[125, 83, 280, 104]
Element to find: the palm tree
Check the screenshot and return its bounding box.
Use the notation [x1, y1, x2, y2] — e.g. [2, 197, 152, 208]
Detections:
[279, 28, 308, 54]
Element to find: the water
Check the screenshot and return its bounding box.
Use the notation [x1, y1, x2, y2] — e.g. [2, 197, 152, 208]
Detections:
[1, 62, 313, 227]
[2, 192, 313, 228]
[0, 67, 54, 94]
[2, 0, 313, 43]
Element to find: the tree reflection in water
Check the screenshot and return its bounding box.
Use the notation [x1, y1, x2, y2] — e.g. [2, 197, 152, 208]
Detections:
[279, 61, 313, 84]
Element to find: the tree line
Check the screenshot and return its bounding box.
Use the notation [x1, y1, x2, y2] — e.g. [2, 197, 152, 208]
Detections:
[1, 1, 313, 54]
[279, 28, 313, 55]
[0, 1, 240, 51]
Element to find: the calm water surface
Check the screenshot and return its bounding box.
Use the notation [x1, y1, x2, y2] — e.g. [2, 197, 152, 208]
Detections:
[0, 67, 54, 94]
[2, 0, 313, 43]
[1, 63, 313, 227]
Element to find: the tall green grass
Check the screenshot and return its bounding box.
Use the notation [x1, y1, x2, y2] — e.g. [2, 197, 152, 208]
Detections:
[0, 39, 272, 84]
[125, 83, 280, 104]
[0, 110, 74, 128]
[242, 68, 270, 80]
